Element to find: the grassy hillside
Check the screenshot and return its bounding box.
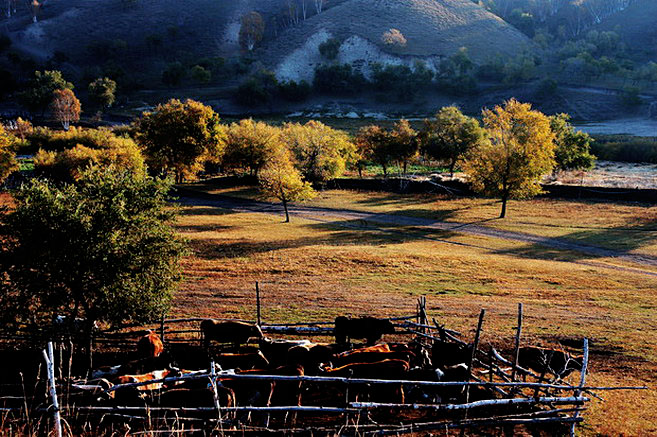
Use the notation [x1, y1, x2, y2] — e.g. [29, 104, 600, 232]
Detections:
[264, 0, 530, 64]
[598, 0, 657, 60]
[4, 0, 530, 84]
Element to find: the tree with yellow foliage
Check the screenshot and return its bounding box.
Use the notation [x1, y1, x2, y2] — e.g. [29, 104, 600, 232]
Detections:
[462, 99, 556, 218]
[258, 146, 316, 222]
[0, 125, 18, 184]
[281, 121, 355, 184]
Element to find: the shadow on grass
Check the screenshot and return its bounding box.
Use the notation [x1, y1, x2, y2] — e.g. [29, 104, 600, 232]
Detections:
[187, 219, 462, 260]
[494, 220, 657, 264]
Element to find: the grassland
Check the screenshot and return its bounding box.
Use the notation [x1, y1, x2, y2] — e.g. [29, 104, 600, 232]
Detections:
[175, 185, 657, 435]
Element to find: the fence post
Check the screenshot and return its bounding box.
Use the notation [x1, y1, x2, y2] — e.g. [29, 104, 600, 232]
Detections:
[464, 309, 486, 411]
[256, 281, 261, 327]
[209, 361, 224, 433]
[570, 338, 589, 437]
[42, 342, 63, 437]
[511, 303, 523, 385]
[160, 315, 166, 344]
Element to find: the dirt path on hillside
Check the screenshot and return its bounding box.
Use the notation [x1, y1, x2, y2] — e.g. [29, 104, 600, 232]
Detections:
[176, 188, 657, 276]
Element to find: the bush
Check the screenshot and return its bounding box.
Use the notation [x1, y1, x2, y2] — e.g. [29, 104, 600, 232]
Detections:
[620, 86, 643, 107]
[0, 34, 11, 53]
[313, 63, 366, 94]
[590, 135, 657, 163]
[162, 62, 186, 86]
[370, 61, 434, 100]
[235, 70, 279, 106]
[190, 65, 211, 84]
[319, 38, 341, 60]
[278, 80, 311, 102]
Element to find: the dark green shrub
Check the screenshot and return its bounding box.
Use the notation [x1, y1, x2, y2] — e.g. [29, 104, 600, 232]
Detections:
[278, 80, 311, 102]
[319, 38, 341, 60]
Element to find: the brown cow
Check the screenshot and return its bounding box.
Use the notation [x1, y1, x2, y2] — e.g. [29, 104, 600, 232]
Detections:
[432, 340, 472, 368]
[331, 350, 414, 368]
[519, 346, 583, 378]
[158, 386, 236, 409]
[213, 351, 269, 371]
[259, 338, 313, 366]
[137, 330, 164, 359]
[201, 320, 264, 348]
[323, 359, 409, 404]
[334, 317, 396, 345]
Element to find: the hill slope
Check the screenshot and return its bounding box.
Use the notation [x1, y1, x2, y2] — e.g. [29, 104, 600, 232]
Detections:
[598, 0, 657, 60]
[268, 0, 531, 81]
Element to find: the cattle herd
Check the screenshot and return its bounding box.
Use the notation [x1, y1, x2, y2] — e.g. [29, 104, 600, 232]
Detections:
[41, 316, 586, 434]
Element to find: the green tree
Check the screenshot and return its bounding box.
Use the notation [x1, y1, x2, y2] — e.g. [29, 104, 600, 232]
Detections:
[258, 147, 316, 222]
[223, 118, 281, 176]
[550, 114, 596, 171]
[0, 167, 186, 366]
[133, 99, 225, 183]
[462, 99, 556, 218]
[387, 119, 418, 175]
[420, 106, 487, 177]
[282, 120, 356, 184]
[0, 125, 18, 184]
[88, 77, 117, 110]
[319, 38, 341, 60]
[190, 65, 211, 84]
[21, 70, 74, 115]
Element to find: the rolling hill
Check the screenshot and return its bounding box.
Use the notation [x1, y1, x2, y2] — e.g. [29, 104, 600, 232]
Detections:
[3, 0, 532, 84]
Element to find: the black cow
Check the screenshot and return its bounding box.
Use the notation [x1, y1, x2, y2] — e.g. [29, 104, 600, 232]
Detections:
[334, 316, 395, 345]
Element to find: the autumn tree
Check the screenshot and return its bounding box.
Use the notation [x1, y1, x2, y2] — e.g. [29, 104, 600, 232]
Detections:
[420, 106, 487, 177]
[387, 119, 417, 175]
[239, 11, 265, 51]
[223, 118, 281, 176]
[0, 167, 185, 367]
[355, 124, 391, 177]
[51, 88, 81, 131]
[133, 99, 225, 183]
[21, 70, 73, 115]
[88, 77, 117, 110]
[382, 28, 407, 48]
[258, 147, 316, 222]
[0, 125, 18, 184]
[462, 99, 556, 218]
[281, 120, 356, 184]
[550, 113, 596, 171]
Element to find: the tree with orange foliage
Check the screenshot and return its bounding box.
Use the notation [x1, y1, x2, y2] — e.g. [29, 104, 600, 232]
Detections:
[51, 89, 81, 131]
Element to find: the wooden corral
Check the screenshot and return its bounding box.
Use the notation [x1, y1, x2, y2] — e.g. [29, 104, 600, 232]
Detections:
[0, 297, 647, 436]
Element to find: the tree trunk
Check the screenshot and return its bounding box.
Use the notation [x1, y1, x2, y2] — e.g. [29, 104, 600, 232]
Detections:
[449, 161, 456, 178]
[500, 193, 508, 218]
[282, 196, 290, 223]
[357, 164, 363, 179]
[382, 163, 387, 178]
[403, 161, 407, 176]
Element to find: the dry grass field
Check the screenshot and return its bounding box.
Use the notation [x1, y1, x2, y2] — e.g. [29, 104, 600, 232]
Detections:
[174, 185, 657, 435]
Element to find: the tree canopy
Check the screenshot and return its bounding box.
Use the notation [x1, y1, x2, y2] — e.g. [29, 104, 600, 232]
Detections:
[21, 70, 73, 115]
[239, 11, 265, 51]
[462, 99, 556, 218]
[88, 77, 117, 110]
[550, 113, 596, 171]
[133, 99, 225, 183]
[258, 147, 316, 222]
[0, 126, 18, 185]
[51, 88, 81, 131]
[387, 119, 418, 175]
[420, 106, 487, 177]
[223, 118, 282, 176]
[0, 167, 186, 334]
[282, 121, 356, 184]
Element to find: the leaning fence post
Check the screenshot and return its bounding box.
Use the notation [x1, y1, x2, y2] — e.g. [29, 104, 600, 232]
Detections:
[511, 303, 523, 384]
[570, 338, 589, 437]
[256, 281, 261, 327]
[209, 361, 224, 433]
[464, 309, 485, 409]
[42, 342, 63, 437]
